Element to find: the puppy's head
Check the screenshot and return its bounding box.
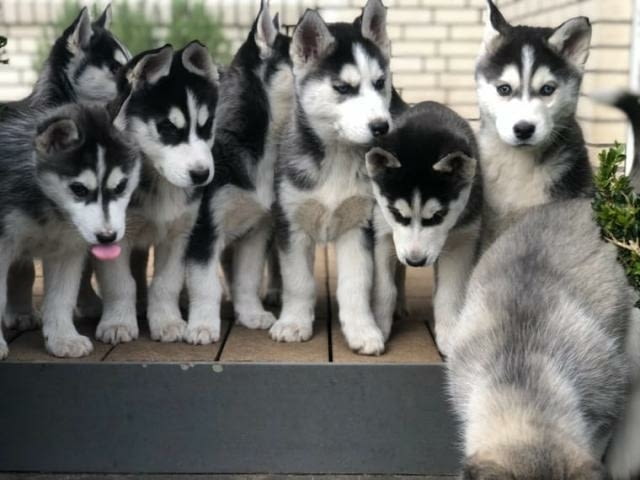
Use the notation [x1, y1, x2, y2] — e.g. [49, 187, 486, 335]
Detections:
[35, 104, 140, 259]
[476, 0, 591, 148]
[113, 43, 219, 189]
[289, 0, 393, 146]
[53, 5, 131, 104]
[366, 103, 477, 267]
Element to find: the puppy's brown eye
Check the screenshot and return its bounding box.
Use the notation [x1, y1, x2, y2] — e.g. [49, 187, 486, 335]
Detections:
[373, 77, 385, 90]
[70, 182, 89, 198]
[113, 179, 128, 195]
[333, 82, 356, 95]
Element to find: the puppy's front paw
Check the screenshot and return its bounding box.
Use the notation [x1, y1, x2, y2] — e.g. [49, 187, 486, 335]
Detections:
[46, 334, 93, 358]
[236, 309, 276, 330]
[150, 318, 186, 343]
[342, 322, 385, 356]
[184, 324, 219, 345]
[0, 341, 8, 360]
[96, 322, 139, 344]
[270, 315, 313, 342]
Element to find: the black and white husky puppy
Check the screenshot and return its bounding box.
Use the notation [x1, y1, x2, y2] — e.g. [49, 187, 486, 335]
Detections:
[365, 102, 481, 355]
[0, 104, 140, 359]
[4, 5, 129, 110]
[93, 43, 219, 344]
[1, 5, 131, 331]
[477, 0, 593, 247]
[448, 199, 636, 480]
[269, 0, 393, 355]
[184, 2, 293, 344]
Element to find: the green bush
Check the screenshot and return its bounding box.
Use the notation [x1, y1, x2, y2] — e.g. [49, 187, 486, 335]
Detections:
[593, 144, 640, 307]
[35, 0, 229, 71]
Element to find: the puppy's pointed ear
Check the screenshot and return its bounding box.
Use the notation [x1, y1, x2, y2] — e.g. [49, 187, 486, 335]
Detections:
[35, 117, 82, 157]
[291, 10, 335, 68]
[481, 0, 509, 55]
[182, 41, 219, 84]
[130, 44, 174, 88]
[254, 1, 279, 59]
[548, 17, 591, 70]
[361, 0, 390, 59]
[433, 151, 476, 182]
[95, 3, 112, 30]
[366, 146, 401, 177]
[68, 7, 93, 50]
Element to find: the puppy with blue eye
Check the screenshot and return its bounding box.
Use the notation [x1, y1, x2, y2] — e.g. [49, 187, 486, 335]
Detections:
[365, 101, 482, 355]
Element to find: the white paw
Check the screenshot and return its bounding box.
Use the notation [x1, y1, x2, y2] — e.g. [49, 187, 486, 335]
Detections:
[236, 310, 276, 330]
[96, 322, 139, 344]
[342, 322, 385, 356]
[184, 324, 220, 345]
[270, 316, 313, 342]
[3, 311, 41, 331]
[150, 318, 186, 342]
[0, 341, 8, 360]
[46, 334, 93, 358]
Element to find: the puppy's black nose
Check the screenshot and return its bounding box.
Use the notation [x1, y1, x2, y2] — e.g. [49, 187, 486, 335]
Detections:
[369, 120, 390, 137]
[189, 168, 211, 185]
[513, 121, 536, 140]
[406, 257, 427, 267]
[96, 231, 117, 244]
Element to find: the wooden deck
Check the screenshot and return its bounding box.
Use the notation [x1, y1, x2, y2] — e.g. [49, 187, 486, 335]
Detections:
[5, 247, 441, 365]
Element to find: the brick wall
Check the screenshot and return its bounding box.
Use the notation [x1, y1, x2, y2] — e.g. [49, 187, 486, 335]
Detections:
[0, 0, 634, 157]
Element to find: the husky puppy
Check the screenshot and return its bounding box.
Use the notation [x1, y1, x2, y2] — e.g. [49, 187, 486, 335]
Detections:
[477, 0, 593, 247]
[365, 102, 481, 355]
[269, 0, 392, 355]
[93, 43, 218, 344]
[592, 88, 640, 480]
[3, 5, 128, 111]
[447, 198, 635, 480]
[0, 104, 140, 359]
[2, 5, 131, 331]
[184, 3, 292, 343]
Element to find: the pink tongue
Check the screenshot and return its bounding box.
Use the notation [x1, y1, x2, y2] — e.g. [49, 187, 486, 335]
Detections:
[90, 244, 122, 261]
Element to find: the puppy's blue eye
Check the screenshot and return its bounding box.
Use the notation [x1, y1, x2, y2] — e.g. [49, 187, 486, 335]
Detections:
[333, 82, 354, 95]
[497, 84, 512, 96]
[373, 77, 385, 90]
[70, 182, 89, 198]
[540, 84, 556, 96]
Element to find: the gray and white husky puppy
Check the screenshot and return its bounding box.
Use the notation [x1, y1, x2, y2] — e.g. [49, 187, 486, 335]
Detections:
[269, 0, 393, 355]
[477, 0, 593, 247]
[365, 102, 482, 355]
[592, 88, 640, 480]
[2, 5, 131, 331]
[93, 43, 219, 344]
[448, 198, 637, 480]
[184, 2, 293, 343]
[0, 104, 140, 359]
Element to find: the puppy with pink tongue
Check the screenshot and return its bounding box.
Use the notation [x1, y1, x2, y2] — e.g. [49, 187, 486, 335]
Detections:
[0, 103, 140, 359]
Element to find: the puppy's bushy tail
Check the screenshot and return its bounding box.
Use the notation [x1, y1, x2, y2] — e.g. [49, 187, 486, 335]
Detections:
[593, 89, 640, 192]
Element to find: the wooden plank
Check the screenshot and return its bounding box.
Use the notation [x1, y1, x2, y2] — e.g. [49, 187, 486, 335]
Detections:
[6, 321, 111, 363]
[0, 363, 459, 474]
[104, 322, 227, 363]
[219, 247, 330, 363]
[327, 247, 442, 364]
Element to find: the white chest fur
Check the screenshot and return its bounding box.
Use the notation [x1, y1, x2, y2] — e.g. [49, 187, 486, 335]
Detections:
[479, 133, 554, 217]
